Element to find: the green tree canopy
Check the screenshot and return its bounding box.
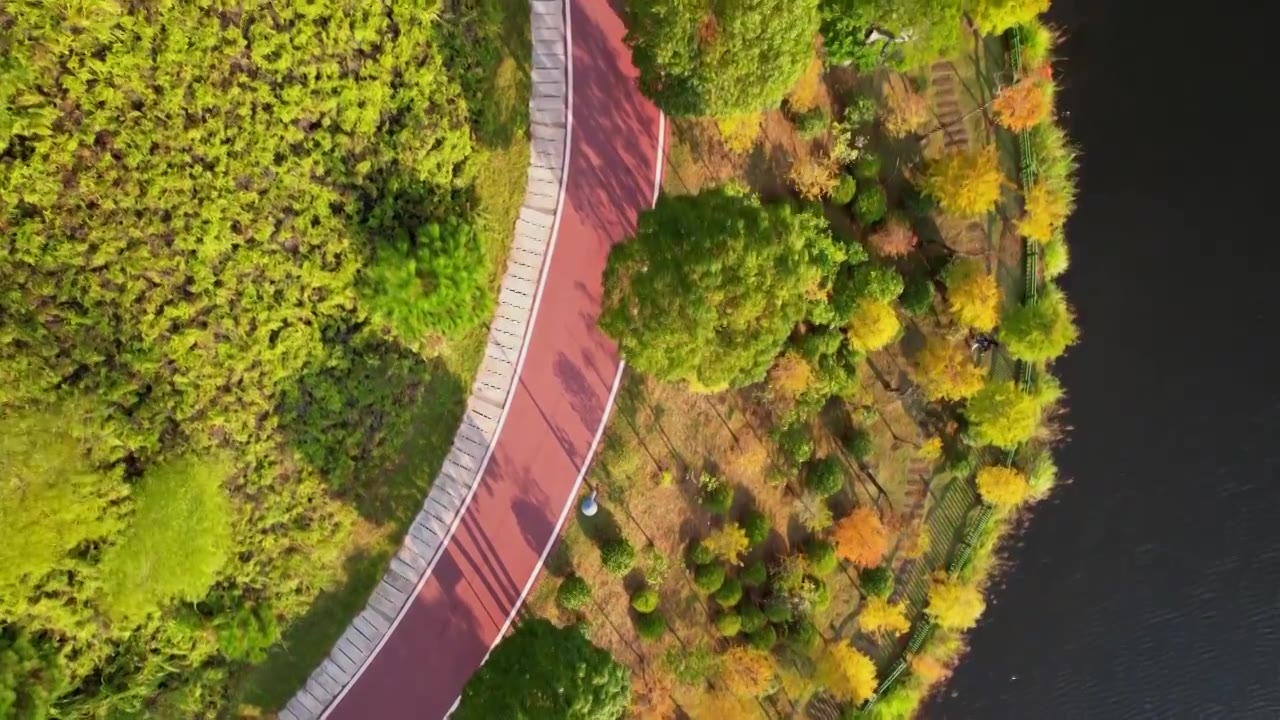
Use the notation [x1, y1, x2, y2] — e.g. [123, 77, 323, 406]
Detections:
[821, 0, 968, 69]
[626, 0, 820, 117]
[0, 404, 127, 607]
[963, 379, 1044, 450]
[1000, 286, 1080, 363]
[99, 454, 235, 623]
[601, 188, 844, 391]
[455, 619, 631, 720]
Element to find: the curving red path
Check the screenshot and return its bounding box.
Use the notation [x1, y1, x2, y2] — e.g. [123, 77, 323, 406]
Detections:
[324, 1, 663, 717]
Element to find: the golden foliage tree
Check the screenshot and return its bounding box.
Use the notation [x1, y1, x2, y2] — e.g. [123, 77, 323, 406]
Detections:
[787, 57, 825, 112]
[832, 507, 888, 568]
[816, 644, 878, 703]
[847, 301, 901, 353]
[686, 691, 763, 720]
[922, 147, 1004, 217]
[729, 441, 770, 481]
[882, 79, 930, 138]
[926, 577, 986, 630]
[705, 523, 751, 565]
[718, 646, 777, 697]
[914, 335, 985, 401]
[718, 113, 764, 155]
[857, 596, 911, 638]
[790, 153, 839, 200]
[909, 653, 950, 685]
[867, 217, 919, 258]
[992, 77, 1051, 132]
[1017, 178, 1070, 243]
[975, 466, 1031, 507]
[769, 352, 814, 399]
[942, 258, 1001, 332]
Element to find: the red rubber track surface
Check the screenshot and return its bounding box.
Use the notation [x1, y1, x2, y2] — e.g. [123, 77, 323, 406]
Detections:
[327, 0, 662, 716]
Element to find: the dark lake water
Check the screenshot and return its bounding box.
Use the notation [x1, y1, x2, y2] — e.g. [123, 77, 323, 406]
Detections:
[933, 1, 1280, 717]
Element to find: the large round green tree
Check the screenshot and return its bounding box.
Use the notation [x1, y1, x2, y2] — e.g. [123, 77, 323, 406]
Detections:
[625, 0, 820, 117]
[601, 188, 844, 391]
[455, 619, 631, 720]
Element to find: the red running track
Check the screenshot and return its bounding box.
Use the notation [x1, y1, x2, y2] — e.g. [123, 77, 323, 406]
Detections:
[325, 1, 663, 717]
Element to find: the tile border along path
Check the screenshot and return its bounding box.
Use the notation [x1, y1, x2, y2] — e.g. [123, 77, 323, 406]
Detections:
[281, 0, 664, 717]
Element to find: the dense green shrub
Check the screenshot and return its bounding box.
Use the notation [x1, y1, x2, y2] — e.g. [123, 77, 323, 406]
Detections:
[793, 106, 833, 139]
[831, 175, 858, 205]
[739, 604, 768, 634]
[851, 263, 905, 303]
[749, 624, 779, 651]
[855, 184, 889, 226]
[689, 540, 717, 566]
[764, 599, 794, 624]
[694, 564, 727, 594]
[855, 152, 883, 180]
[965, 380, 1046, 450]
[860, 566, 895, 599]
[713, 578, 744, 608]
[805, 540, 838, 576]
[556, 576, 591, 612]
[1001, 286, 1080, 363]
[805, 457, 845, 498]
[741, 559, 769, 588]
[1042, 236, 1071, 279]
[457, 619, 630, 719]
[602, 189, 845, 391]
[214, 602, 281, 663]
[601, 539, 637, 577]
[820, 0, 969, 70]
[904, 185, 939, 218]
[775, 422, 816, 466]
[844, 96, 881, 127]
[626, 0, 820, 117]
[635, 612, 668, 641]
[844, 427, 874, 461]
[900, 274, 937, 316]
[700, 483, 736, 516]
[716, 612, 743, 637]
[631, 587, 660, 614]
[742, 511, 771, 547]
[789, 619, 820, 651]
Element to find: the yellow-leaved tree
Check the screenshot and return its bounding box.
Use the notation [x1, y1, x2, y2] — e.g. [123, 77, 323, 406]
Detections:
[857, 596, 911, 638]
[718, 113, 764, 155]
[882, 78, 929, 138]
[831, 506, 888, 568]
[704, 523, 751, 565]
[915, 335, 986, 401]
[718, 646, 777, 697]
[942, 258, 1001, 332]
[975, 466, 1031, 507]
[927, 576, 986, 630]
[847, 301, 901, 353]
[921, 146, 1004, 217]
[816, 644, 878, 703]
[768, 352, 813, 399]
[1018, 179, 1070, 243]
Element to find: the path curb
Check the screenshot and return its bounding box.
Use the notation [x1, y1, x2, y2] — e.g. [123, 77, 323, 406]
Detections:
[279, 2, 569, 717]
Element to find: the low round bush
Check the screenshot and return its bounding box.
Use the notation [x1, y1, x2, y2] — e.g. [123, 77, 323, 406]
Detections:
[694, 564, 726, 594]
[900, 274, 936, 316]
[789, 619, 819, 651]
[844, 96, 879, 127]
[903, 185, 937, 218]
[810, 577, 830, 610]
[748, 624, 778, 651]
[854, 151, 882, 180]
[700, 483, 735, 515]
[634, 611, 667, 641]
[855, 184, 888, 226]
[715, 612, 743, 637]
[805, 457, 845, 498]
[851, 263, 905, 303]
[775, 422, 815, 466]
[793, 106, 831, 140]
[844, 428, 873, 461]
[859, 566, 895, 599]
[805, 539, 837, 576]
[555, 576, 591, 611]
[713, 577, 743, 608]
[631, 587, 659, 614]
[763, 598, 793, 624]
[688, 540, 716, 566]
[741, 559, 768, 587]
[600, 539, 636, 576]
[739, 604, 767, 633]
[831, 175, 857, 205]
[742, 511, 770, 547]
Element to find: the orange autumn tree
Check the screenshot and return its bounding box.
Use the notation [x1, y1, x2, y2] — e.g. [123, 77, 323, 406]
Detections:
[914, 335, 986, 401]
[816, 644, 878, 703]
[718, 646, 777, 697]
[831, 506, 888, 568]
[992, 76, 1050, 132]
